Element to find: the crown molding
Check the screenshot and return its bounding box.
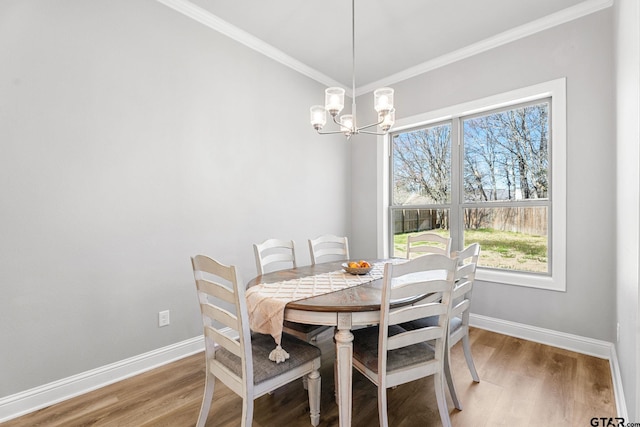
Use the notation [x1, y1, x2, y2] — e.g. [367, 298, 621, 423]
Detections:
[155, 0, 346, 92]
[157, 0, 612, 97]
[357, 0, 613, 95]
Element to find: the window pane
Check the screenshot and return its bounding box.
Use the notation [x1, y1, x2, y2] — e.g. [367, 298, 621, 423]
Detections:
[391, 208, 450, 258]
[463, 206, 548, 273]
[392, 123, 451, 205]
[463, 102, 549, 202]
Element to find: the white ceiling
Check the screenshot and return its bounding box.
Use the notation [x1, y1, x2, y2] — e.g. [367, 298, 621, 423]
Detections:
[161, 0, 611, 93]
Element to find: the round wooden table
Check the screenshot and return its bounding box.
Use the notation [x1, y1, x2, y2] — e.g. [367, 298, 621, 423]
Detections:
[247, 260, 410, 427]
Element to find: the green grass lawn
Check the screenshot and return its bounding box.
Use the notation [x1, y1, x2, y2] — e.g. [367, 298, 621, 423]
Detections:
[394, 228, 548, 273]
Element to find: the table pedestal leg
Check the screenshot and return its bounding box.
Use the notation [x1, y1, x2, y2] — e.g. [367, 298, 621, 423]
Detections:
[335, 313, 353, 427]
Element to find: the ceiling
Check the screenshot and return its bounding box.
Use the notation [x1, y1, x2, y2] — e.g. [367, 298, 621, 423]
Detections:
[164, 0, 610, 93]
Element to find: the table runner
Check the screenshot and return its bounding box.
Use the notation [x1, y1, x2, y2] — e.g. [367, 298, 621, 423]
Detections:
[246, 261, 388, 363]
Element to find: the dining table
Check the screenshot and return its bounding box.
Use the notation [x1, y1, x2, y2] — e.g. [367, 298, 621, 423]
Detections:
[246, 259, 423, 427]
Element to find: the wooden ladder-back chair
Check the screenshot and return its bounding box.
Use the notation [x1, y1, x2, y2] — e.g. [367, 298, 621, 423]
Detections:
[351, 254, 458, 427]
[191, 255, 321, 427]
[308, 234, 350, 265]
[253, 238, 330, 345]
[253, 238, 297, 275]
[401, 243, 481, 410]
[406, 232, 452, 258]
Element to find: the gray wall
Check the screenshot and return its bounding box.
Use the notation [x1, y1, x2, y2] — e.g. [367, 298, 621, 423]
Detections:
[0, 0, 350, 397]
[352, 9, 616, 342]
[3, 0, 636, 416]
[615, 0, 640, 419]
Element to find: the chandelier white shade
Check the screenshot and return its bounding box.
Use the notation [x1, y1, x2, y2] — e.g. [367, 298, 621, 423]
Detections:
[309, 0, 395, 138]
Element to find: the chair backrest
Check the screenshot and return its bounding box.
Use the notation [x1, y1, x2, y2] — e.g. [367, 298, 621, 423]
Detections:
[406, 232, 452, 258]
[308, 234, 350, 265]
[191, 255, 253, 396]
[253, 238, 297, 275]
[450, 243, 480, 336]
[378, 254, 457, 379]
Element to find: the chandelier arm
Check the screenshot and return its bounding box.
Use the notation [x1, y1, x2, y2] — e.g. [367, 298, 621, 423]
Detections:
[316, 129, 348, 135]
[358, 130, 387, 135]
[355, 117, 386, 131]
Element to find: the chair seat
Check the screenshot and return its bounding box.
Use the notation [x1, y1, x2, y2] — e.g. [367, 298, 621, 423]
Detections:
[352, 325, 434, 374]
[215, 333, 321, 385]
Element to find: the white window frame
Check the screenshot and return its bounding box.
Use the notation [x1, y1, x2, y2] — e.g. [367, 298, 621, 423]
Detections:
[377, 78, 566, 291]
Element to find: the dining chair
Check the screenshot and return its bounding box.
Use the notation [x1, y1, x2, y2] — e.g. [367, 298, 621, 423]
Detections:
[400, 243, 481, 410]
[254, 238, 330, 346]
[191, 255, 322, 427]
[308, 234, 350, 265]
[406, 231, 452, 258]
[351, 253, 458, 427]
[253, 238, 297, 275]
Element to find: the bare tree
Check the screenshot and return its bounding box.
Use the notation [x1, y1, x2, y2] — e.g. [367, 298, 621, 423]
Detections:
[391, 102, 548, 234]
[463, 103, 548, 202]
[393, 124, 451, 205]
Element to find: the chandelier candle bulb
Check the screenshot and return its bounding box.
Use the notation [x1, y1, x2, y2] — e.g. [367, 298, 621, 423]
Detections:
[310, 105, 327, 130]
[374, 87, 394, 112]
[379, 109, 395, 131]
[325, 87, 345, 116]
[340, 114, 354, 133]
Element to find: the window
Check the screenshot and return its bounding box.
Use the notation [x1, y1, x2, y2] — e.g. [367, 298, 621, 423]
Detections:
[381, 79, 566, 291]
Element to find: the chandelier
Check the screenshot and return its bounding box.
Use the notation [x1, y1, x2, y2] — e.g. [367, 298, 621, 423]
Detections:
[309, 0, 395, 139]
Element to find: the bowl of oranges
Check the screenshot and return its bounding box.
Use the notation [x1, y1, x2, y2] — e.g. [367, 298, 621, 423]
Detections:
[342, 260, 373, 275]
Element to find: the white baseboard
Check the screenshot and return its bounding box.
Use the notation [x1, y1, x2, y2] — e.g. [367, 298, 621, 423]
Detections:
[470, 313, 627, 418]
[0, 336, 204, 423]
[1, 317, 629, 422]
[607, 345, 629, 420]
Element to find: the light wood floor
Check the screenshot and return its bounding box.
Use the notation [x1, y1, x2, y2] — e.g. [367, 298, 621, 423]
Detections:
[3, 328, 616, 426]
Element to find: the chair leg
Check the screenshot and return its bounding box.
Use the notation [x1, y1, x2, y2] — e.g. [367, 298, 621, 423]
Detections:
[333, 356, 339, 404]
[241, 394, 254, 427]
[434, 372, 453, 427]
[462, 334, 480, 382]
[444, 346, 462, 410]
[196, 373, 215, 427]
[377, 385, 389, 427]
[307, 370, 321, 427]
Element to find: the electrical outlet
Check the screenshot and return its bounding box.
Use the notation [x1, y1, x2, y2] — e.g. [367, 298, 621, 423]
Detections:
[159, 310, 170, 327]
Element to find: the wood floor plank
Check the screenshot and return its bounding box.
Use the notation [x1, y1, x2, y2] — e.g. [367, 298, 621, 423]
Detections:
[3, 328, 617, 426]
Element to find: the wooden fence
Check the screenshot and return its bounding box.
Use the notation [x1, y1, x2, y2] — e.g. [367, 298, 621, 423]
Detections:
[393, 207, 547, 236]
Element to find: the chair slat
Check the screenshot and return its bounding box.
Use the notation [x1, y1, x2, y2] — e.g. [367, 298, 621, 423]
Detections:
[201, 303, 238, 331]
[261, 253, 295, 266]
[453, 279, 472, 299]
[390, 279, 450, 300]
[196, 279, 235, 304]
[205, 326, 242, 358]
[451, 299, 470, 318]
[387, 327, 442, 350]
[388, 303, 446, 325]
